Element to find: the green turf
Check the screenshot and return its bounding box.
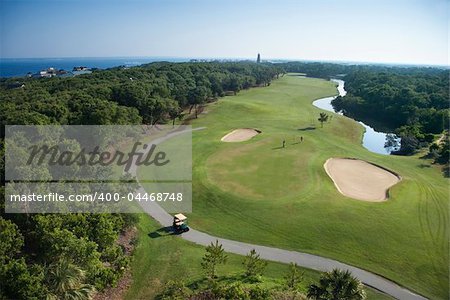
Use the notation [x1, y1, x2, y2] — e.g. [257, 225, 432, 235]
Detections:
[137, 75, 448, 299]
[124, 214, 392, 299]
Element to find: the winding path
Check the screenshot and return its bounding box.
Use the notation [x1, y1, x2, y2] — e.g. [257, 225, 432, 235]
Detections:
[131, 127, 427, 300]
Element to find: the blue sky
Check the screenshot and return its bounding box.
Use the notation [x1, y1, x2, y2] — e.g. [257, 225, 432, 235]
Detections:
[0, 0, 448, 65]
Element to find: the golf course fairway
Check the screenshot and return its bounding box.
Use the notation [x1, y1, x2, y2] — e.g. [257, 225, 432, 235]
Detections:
[138, 75, 449, 299]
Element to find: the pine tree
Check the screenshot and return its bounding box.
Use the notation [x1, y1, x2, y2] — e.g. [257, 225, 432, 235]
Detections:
[284, 263, 303, 291]
[201, 240, 228, 279]
[242, 249, 267, 281]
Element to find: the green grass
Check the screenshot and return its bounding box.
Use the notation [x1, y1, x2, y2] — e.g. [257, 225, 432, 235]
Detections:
[137, 75, 448, 299]
[124, 214, 392, 299]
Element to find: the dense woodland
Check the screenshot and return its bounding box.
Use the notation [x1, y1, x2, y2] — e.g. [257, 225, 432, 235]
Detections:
[0, 62, 282, 299]
[282, 62, 449, 160]
[333, 70, 448, 156]
[0, 60, 448, 299]
[0, 62, 282, 127]
[280, 61, 447, 79]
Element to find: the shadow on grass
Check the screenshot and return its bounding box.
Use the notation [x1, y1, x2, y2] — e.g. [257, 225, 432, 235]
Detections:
[187, 274, 260, 290]
[273, 142, 303, 149]
[298, 126, 316, 131]
[286, 74, 306, 77]
[417, 163, 431, 168]
[416, 155, 449, 178]
[148, 226, 173, 239]
[443, 165, 449, 178]
[419, 153, 434, 159]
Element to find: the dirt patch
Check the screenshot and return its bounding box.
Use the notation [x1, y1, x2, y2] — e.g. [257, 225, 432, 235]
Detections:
[221, 128, 261, 142]
[324, 158, 401, 202]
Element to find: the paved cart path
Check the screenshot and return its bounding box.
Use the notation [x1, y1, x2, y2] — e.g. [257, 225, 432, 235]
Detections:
[131, 127, 427, 300]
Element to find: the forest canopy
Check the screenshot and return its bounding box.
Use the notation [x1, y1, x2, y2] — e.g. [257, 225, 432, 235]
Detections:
[0, 60, 448, 298]
[0, 61, 282, 299]
[0, 62, 282, 127]
[280, 61, 449, 156]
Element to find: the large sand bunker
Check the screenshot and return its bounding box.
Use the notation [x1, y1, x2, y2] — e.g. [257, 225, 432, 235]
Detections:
[324, 158, 401, 202]
[221, 128, 261, 142]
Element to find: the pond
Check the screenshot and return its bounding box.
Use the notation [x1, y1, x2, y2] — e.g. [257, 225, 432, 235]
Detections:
[313, 79, 400, 155]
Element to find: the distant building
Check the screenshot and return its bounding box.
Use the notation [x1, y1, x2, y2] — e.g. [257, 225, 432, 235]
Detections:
[73, 66, 90, 71]
[32, 68, 53, 78]
[72, 70, 92, 76]
[257, 53, 261, 63]
[189, 59, 209, 63]
[72, 66, 92, 76]
[30, 66, 92, 78]
[32, 67, 60, 78]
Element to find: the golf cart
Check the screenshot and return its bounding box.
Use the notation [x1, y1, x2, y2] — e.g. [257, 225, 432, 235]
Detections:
[172, 213, 189, 233]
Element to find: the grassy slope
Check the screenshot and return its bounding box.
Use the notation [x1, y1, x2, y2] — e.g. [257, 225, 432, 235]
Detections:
[158, 74, 447, 299]
[124, 214, 391, 299]
[137, 75, 448, 299]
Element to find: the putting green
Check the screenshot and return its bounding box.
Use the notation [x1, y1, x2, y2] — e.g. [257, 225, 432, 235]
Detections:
[137, 75, 449, 299]
[207, 137, 315, 199]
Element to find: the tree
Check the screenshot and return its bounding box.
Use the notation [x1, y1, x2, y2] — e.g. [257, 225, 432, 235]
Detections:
[224, 74, 242, 95]
[284, 263, 303, 291]
[160, 280, 191, 300]
[45, 258, 95, 300]
[395, 135, 419, 155]
[0, 218, 47, 299]
[201, 240, 228, 279]
[384, 133, 400, 152]
[168, 104, 182, 127]
[212, 282, 250, 299]
[307, 269, 366, 300]
[0, 217, 24, 263]
[248, 285, 271, 300]
[1, 258, 47, 300]
[188, 85, 208, 118]
[436, 134, 450, 164]
[242, 249, 267, 281]
[318, 112, 329, 128]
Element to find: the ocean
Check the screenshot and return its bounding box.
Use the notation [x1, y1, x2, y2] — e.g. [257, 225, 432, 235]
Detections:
[0, 57, 189, 78]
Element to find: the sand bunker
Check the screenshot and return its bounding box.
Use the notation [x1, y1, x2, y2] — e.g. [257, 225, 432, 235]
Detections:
[324, 158, 401, 202]
[221, 128, 261, 142]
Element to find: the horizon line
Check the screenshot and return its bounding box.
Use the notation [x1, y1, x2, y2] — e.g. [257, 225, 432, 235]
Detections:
[1, 55, 448, 68]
